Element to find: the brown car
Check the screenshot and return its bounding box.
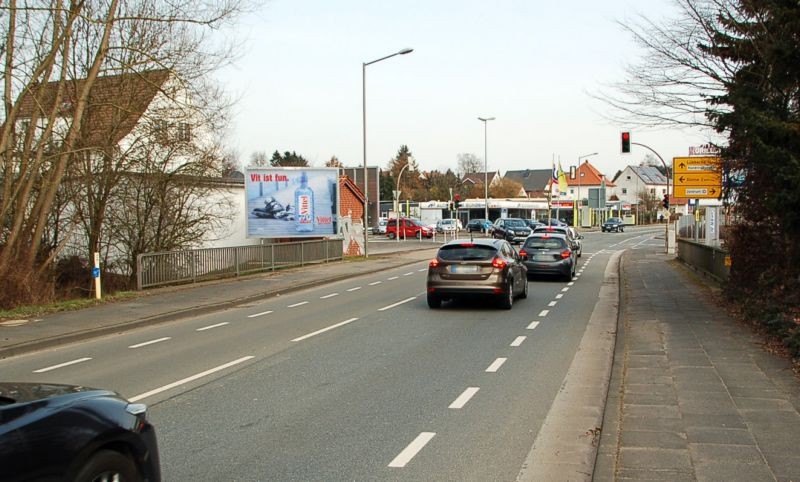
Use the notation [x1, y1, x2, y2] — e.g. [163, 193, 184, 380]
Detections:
[426, 238, 528, 309]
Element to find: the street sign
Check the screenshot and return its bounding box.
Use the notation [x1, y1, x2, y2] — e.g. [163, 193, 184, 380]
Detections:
[673, 156, 722, 199]
[673, 156, 721, 173]
[675, 186, 721, 198]
[675, 173, 722, 185]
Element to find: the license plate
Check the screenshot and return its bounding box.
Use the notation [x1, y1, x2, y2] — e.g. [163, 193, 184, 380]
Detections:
[450, 264, 479, 274]
[534, 254, 553, 262]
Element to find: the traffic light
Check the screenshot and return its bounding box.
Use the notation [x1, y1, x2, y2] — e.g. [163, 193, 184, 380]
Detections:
[662, 193, 669, 209]
[621, 131, 631, 153]
[454, 194, 461, 209]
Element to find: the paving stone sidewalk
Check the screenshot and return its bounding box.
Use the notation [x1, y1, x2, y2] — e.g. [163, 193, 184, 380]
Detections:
[594, 245, 800, 482]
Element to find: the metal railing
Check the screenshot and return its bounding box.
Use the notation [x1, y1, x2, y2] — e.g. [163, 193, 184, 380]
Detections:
[136, 239, 343, 290]
[676, 238, 730, 282]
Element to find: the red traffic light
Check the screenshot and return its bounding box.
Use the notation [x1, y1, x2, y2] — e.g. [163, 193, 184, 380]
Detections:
[621, 131, 631, 153]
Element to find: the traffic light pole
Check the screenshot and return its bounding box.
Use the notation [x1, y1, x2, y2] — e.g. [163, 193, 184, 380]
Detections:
[631, 142, 671, 253]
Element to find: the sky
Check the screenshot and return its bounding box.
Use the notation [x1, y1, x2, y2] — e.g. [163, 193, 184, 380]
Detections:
[216, 0, 711, 180]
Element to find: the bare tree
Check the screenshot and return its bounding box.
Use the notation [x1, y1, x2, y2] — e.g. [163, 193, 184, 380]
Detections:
[0, 0, 250, 307]
[591, 0, 741, 130]
[456, 153, 482, 176]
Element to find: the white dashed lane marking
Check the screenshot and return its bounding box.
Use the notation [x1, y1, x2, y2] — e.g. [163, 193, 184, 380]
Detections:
[129, 337, 171, 349]
[486, 358, 507, 373]
[34, 357, 92, 373]
[449, 387, 480, 409]
[388, 432, 436, 468]
[197, 322, 229, 331]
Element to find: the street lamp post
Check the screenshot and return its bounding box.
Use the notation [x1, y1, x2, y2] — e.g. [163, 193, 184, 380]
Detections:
[478, 117, 495, 224]
[575, 152, 598, 226]
[394, 163, 410, 242]
[362, 48, 413, 257]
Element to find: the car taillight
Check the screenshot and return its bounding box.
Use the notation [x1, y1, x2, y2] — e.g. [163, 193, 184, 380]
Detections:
[561, 250, 572, 259]
[519, 249, 528, 257]
[429, 258, 440, 268]
[492, 256, 507, 269]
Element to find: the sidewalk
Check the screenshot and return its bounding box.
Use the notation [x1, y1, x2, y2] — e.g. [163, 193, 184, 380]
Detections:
[594, 245, 800, 481]
[0, 239, 441, 359]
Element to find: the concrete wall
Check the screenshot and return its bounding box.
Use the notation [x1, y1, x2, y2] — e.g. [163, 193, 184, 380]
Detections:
[676, 239, 730, 282]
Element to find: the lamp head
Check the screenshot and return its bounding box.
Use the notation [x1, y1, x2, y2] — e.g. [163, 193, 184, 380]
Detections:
[398, 48, 414, 55]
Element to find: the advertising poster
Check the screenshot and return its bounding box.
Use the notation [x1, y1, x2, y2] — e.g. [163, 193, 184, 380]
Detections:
[245, 167, 339, 238]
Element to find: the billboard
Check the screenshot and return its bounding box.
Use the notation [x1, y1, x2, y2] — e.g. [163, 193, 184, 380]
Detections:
[245, 167, 339, 238]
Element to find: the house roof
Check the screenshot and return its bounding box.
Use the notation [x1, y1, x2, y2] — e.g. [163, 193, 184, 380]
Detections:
[462, 171, 498, 185]
[575, 161, 615, 187]
[631, 166, 668, 185]
[503, 169, 552, 193]
[17, 69, 171, 149]
[340, 175, 365, 203]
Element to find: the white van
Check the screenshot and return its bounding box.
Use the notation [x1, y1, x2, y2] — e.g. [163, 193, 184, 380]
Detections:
[373, 217, 388, 235]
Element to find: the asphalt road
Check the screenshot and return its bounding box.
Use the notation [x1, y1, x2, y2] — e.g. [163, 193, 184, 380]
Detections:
[0, 227, 663, 481]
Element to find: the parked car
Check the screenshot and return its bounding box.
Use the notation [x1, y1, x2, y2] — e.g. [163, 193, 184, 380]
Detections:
[519, 232, 577, 281]
[466, 218, 492, 233]
[491, 218, 532, 244]
[426, 238, 528, 309]
[436, 218, 462, 233]
[602, 217, 625, 232]
[532, 225, 583, 257]
[372, 217, 388, 235]
[0, 382, 161, 482]
[386, 218, 434, 239]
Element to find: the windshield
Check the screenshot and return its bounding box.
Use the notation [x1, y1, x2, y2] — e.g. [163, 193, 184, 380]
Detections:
[505, 219, 526, 227]
[524, 237, 568, 250]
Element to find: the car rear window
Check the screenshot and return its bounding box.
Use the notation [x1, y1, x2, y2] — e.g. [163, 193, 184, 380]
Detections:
[524, 237, 567, 250]
[438, 244, 497, 261]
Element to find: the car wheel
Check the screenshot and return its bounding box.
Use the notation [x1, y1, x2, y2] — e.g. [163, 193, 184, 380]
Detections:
[388, 232, 396, 239]
[519, 278, 528, 299]
[427, 293, 441, 309]
[75, 450, 139, 482]
[499, 280, 514, 310]
[620, 227, 624, 232]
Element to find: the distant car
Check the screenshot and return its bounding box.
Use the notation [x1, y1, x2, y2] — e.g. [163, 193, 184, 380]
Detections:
[436, 218, 461, 233]
[532, 225, 583, 257]
[0, 382, 161, 482]
[426, 238, 528, 309]
[372, 217, 388, 235]
[602, 217, 625, 232]
[466, 218, 491, 233]
[491, 218, 532, 244]
[540, 218, 568, 227]
[525, 219, 546, 230]
[519, 232, 577, 281]
[386, 218, 434, 239]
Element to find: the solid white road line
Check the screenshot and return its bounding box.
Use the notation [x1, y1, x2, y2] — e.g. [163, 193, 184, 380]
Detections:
[510, 336, 527, 347]
[288, 301, 309, 308]
[527, 321, 540, 330]
[129, 356, 254, 402]
[538, 310, 550, 317]
[247, 310, 273, 318]
[379, 297, 416, 311]
[197, 322, 229, 331]
[129, 337, 171, 349]
[388, 432, 436, 468]
[548, 301, 557, 307]
[320, 293, 339, 299]
[486, 358, 507, 373]
[449, 387, 480, 409]
[34, 357, 92, 373]
[369, 281, 382, 286]
[291, 318, 358, 342]
[347, 287, 362, 292]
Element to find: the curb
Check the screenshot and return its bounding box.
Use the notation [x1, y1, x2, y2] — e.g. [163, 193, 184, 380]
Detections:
[516, 250, 623, 481]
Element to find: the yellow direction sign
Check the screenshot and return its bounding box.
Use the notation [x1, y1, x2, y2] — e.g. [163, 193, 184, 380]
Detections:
[673, 156, 722, 198]
[673, 156, 721, 174]
[674, 185, 721, 199]
[674, 172, 722, 185]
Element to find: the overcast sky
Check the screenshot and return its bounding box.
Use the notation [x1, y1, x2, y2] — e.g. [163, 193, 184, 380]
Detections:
[217, 0, 711, 179]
